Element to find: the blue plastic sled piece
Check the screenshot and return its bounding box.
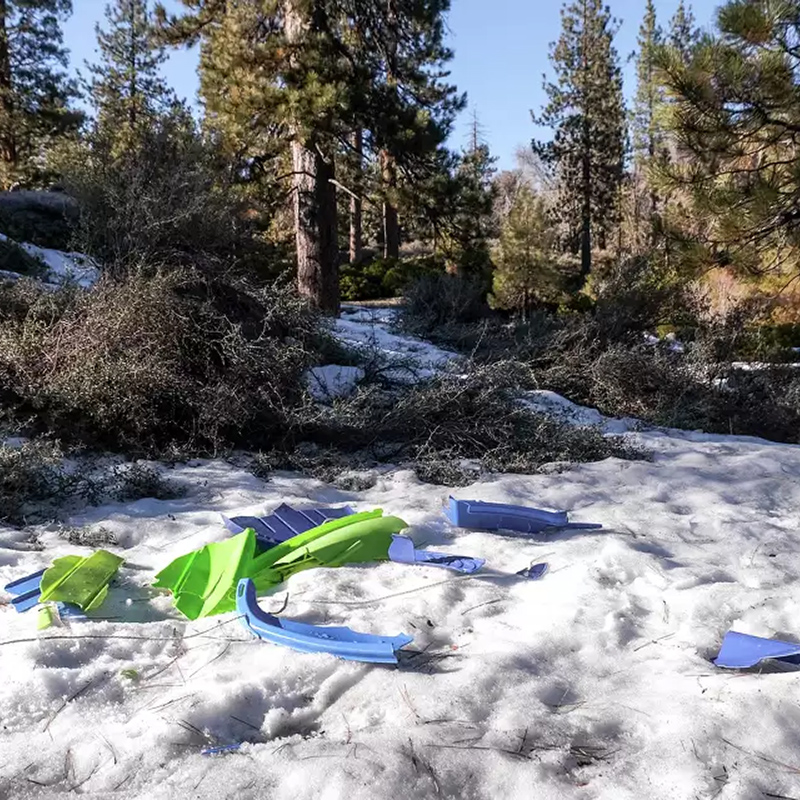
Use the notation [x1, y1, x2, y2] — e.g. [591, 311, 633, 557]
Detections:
[236, 578, 413, 664]
[714, 630, 800, 669]
[517, 562, 549, 580]
[222, 503, 356, 547]
[388, 535, 484, 574]
[202, 743, 243, 756]
[4, 569, 86, 619]
[444, 497, 602, 534]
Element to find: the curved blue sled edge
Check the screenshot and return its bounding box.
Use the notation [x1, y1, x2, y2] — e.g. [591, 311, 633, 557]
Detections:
[715, 630, 800, 669]
[444, 497, 570, 532]
[235, 579, 412, 664]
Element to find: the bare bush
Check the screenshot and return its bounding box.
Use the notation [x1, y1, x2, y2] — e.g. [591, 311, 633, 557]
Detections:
[0, 269, 318, 455]
[281, 362, 647, 485]
[399, 273, 490, 336]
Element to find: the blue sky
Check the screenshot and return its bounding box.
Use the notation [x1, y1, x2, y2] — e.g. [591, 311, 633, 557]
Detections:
[63, 0, 720, 171]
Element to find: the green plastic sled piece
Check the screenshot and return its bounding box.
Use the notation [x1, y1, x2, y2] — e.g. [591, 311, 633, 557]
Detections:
[39, 549, 124, 611]
[154, 509, 407, 620]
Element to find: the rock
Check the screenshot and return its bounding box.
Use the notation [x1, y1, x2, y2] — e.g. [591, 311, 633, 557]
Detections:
[0, 190, 79, 250]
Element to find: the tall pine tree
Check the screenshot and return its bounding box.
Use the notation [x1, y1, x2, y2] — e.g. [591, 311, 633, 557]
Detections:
[632, 0, 665, 244]
[0, 0, 80, 188]
[657, 0, 800, 277]
[162, 0, 460, 311]
[669, 0, 700, 63]
[532, 0, 625, 282]
[88, 0, 172, 145]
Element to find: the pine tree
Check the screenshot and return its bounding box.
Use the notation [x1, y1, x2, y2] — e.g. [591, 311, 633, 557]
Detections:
[88, 0, 172, 145]
[0, 0, 80, 188]
[364, 0, 463, 260]
[669, 0, 700, 63]
[162, 0, 461, 311]
[491, 185, 563, 315]
[444, 134, 497, 276]
[532, 0, 625, 282]
[657, 0, 800, 276]
[632, 0, 665, 244]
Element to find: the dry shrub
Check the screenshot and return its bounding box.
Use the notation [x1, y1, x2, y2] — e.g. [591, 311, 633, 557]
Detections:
[0, 269, 317, 455]
[399, 273, 490, 336]
[281, 361, 646, 485]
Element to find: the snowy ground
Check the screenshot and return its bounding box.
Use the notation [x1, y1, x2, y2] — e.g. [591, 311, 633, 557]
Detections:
[0, 232, 99, 289]
[3, 310, 800, 799]
[334, 305, 458, 380]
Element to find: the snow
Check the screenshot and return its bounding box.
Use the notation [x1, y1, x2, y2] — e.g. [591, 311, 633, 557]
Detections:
[0, 232, 99, 289]
[306, 365, 365, 402]
[521, 389, 640, 434]
[3, 425, 800, 798]
[3, 307, 800, 797]
[20, 242, 100, 289]
[333, 305, 458, 381]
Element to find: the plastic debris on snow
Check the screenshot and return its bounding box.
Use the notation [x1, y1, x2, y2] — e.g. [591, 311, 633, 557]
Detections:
[4, 568, 86, 619]
[222, 502, 356, 547]
[387, 533, 484, 574]
[236, 578, 413, 664]
[155, 511, 408, 619]
[444, 496, 602, 534]
[714, 630, 800, 669]
[39, 549, 124, 611]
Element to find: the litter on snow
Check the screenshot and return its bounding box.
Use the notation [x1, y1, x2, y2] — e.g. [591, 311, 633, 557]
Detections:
[714, 630, 800, 669]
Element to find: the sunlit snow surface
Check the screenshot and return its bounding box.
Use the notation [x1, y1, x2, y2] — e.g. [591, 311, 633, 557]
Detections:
[2, 308, 800, 799]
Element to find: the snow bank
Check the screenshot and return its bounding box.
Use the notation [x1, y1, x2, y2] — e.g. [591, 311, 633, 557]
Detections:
[521, 390, 640, 435]
[3, 425, 800, 797]
[0, 232, 99, 288]
[306, 365, 365, 402]
[334, 305, 457, 381]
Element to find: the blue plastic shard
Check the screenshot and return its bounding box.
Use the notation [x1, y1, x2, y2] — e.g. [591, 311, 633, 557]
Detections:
[4, 568, 86, 619]
[236, 578, 412, 664]
[387, 535, 484, 574]
[444, 497, 602, 534]
[202, 743, 243, 756]
[222, 503, 356, 547]
[4, 568, 46, 595]
[714, 630, 800, 669]
[11, 588, 42, 612]
[517, 562, 549, 580]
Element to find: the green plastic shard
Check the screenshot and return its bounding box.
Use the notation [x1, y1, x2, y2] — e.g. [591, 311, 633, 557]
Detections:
[37, 604, 58, 630]
[39, 549, 124, 611]
[153, 526, 258, 620]
[154, 509, 408, 620]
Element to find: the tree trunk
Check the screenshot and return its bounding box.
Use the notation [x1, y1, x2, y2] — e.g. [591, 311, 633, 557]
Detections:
[349, 128, 363, 264]
[382, 0, 400, 260]
[579, 0, 591, 282]
[285, 0, 339, 313]
[580, 151, 591, 280]
[0, 0, 16, 186]
[381, 149, 399, 259]
[291, 140, 339, 313]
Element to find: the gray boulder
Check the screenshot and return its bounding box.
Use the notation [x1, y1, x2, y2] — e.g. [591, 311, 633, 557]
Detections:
[0, 190, 79, 250]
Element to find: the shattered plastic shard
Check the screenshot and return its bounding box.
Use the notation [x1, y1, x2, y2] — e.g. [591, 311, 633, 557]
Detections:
[221, 503, 356, 547]
[516, 562, 549, 580]
[714, 630, 800, 669]
[388, 534, 484, 573]
[444, 497, 602, 534]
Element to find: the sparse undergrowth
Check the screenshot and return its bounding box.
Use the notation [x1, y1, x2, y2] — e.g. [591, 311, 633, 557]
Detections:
[0, 269, 318, 456]
[396, 266, 800, 445]
[0, 440, 184, 526]
[261, 362, 647, 486]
